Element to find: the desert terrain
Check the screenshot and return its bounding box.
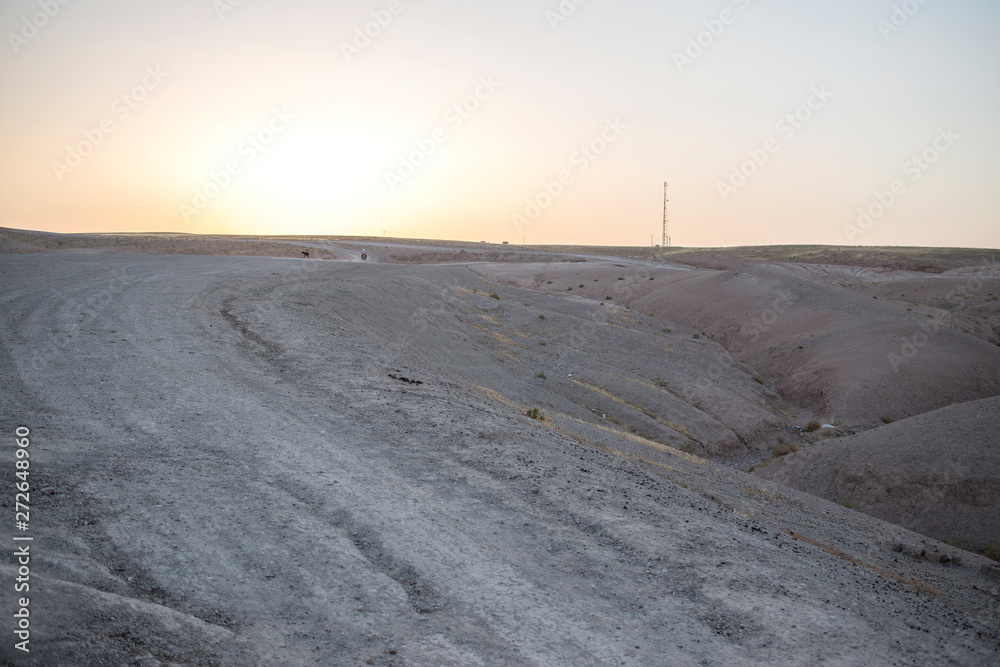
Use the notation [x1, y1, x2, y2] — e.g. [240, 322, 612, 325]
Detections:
[1, 226, 998, 665]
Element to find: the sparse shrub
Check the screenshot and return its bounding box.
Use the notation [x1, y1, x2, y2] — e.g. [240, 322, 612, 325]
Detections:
[618, 277, 625, 280]
[662, 328, 672, 333]
[490, 292, 500, 300]
[538, 314, 546, 320]
[546, 281, 553, 284]
[567, 287, 573, 291]
[804, 421, 821, 432]
[982, 543, 1000, 563]
[536, 372, 547, 380]
[881, 415, 895, 424]
[753, 374, 765, 385]
[771, 443, 791, 457]
[539, 340, 546, 346]
[692, 333, 700, 339]
[841, 501, 856, 509]
[680, 443, 696, 454]
[650, 277, 655, 281]
[788, 442, 801, 453]
[605, 296, 611, 300]
[579, 285, 585, 288]
[525, 407, 544, 421]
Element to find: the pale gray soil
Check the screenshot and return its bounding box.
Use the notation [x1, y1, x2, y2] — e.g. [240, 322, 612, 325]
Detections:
[0, 249, 998, 665]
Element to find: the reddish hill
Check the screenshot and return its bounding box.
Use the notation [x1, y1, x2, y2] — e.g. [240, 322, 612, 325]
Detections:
[487, 260, 1000, 428]
[756, 396, 1000, 553]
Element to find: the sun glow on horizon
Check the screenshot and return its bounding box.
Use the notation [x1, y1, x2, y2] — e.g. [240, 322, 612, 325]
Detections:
[1, 1, 998, 248]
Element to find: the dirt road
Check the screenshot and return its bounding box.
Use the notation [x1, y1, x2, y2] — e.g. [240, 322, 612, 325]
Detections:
[1, 253, 998, 665]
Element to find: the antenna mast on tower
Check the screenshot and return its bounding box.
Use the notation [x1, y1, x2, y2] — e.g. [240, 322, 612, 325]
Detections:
[662, 182, 671, 248]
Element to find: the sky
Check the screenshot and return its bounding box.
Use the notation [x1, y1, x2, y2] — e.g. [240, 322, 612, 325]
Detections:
[1, 0, 998, 248]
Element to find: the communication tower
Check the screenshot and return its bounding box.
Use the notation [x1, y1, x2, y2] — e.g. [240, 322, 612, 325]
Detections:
[662, 182, 671, 248]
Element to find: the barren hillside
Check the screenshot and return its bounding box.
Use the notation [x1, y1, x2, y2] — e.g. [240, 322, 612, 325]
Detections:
[756, 397, 1000, 553]
[1, 231, 998, 664]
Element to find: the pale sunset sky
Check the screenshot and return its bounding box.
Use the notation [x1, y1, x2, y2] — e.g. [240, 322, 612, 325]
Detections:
[1, 0, 998, 247]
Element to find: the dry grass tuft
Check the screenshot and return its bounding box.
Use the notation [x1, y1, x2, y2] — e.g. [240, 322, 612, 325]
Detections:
[771, 442, 802, 458]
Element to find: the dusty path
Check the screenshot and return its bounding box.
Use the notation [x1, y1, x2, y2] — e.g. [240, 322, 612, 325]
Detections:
[1, 254, 998, 665]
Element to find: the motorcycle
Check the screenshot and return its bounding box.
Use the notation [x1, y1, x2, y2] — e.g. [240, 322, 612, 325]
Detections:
[361, 253, 367, 261]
